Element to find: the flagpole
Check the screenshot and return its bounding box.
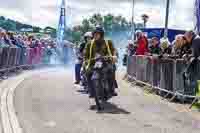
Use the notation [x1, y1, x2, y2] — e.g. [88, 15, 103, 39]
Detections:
[164, 0, 170, 39]
[131, 0, 135, 41]
[56, 0, 66, 64]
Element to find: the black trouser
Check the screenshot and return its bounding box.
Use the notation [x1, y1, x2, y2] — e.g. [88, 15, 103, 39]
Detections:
[75, 63, 82, 82]
[86, 70, 94, 97]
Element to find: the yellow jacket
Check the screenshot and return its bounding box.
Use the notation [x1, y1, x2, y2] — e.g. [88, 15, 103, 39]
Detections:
[84, 39, 115, 70]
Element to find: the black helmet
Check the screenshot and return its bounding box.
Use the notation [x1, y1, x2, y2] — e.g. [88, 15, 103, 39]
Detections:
[93, 26, 104, 37]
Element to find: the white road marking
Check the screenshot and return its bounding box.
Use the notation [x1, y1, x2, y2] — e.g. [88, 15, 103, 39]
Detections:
[0, 68, 60, 133]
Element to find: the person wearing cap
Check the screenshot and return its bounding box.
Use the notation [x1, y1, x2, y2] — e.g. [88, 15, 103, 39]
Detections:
[74, 32, 93, 84]
[84, 26, 118, 97]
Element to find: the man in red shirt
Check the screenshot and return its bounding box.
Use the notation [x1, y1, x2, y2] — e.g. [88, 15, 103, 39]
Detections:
[135, 31, 149, 55]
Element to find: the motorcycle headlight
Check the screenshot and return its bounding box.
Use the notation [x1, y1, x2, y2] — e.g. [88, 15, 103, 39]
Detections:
[95, 61, 103, 68]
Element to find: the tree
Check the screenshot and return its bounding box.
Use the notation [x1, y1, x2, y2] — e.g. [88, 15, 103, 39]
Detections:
[0, 16, 5, 21]
[71, 31, 82, 42]
[121, 18, 129, 29]
[43, 26, 56, 38]
[141, 14, 149, 28]
[103, 14, 114, 32]
[44, 26, 56, 32]
[112, 15, 124, 31]
[61, 13, 132, 42]
[33, 27, 42, 33]
[0, 16, 44, 32]
[64, 28, 73, 41]
[81, 19, 93, 33]
[89, 13, 103, 27]
[50, 32, 57, 38]
[0, 21, 16, 31]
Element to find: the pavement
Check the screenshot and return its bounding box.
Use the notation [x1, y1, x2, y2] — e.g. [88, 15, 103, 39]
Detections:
[1, 67, 200, 133]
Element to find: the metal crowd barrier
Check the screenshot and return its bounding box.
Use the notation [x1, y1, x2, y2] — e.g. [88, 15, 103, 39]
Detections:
[150, 56, 161, 87]
[19, 48, 27, 65]
[1, 48, 10, 69]
[15, 48, 21, 66]
[0, 46, 51, 79]
[127, 55, 137, 78]
[8, 47, 17, 67]
[29, 48, 35, 65]
[144, 56, 152, 84]
[174, 59, 188, 96]
[127, 55, 200, 108]
[136, 56, 146, 82]
[160, 58, 174, 92]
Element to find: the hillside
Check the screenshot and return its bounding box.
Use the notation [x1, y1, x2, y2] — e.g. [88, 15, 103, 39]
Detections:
[0, 16, 46, 32]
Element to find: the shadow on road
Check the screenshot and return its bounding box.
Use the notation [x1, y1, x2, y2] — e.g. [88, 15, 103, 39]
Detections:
[90, 102, 131, 115]
[77, 90, 88, 94]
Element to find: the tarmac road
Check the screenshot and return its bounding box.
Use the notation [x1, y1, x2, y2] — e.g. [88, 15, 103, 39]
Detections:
[13, 68, 200, 133]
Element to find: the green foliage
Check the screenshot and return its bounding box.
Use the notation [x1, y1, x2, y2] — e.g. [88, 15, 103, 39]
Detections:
[0, 16, 42, 32]
[43, 26, 57, 38]
[0, 20, 16, 31]
[0, 14, 143, 43]
[44, 26, 56, 32]
[0, 16, 5, 21]
[33, 27, 42, 33]
[65, 13, 134, 43]
[0, 16, 59, 39]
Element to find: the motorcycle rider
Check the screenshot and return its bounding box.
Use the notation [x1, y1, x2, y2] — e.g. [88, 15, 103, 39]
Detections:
[74, 32, 93, 84]
[84, 26, 118, 98]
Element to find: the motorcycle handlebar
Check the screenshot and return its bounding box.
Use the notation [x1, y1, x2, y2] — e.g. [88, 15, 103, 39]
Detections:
[83, 55, 117, 64]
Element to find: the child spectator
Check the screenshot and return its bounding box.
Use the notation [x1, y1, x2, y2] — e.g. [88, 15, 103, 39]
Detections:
[149, 37, 162, 55]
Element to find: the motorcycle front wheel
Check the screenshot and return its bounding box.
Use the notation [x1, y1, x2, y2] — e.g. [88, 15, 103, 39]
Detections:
[93, 79, 104, 111]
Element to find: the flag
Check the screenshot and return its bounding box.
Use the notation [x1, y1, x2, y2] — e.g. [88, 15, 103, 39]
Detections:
[57, 0, 66, 43]
[56, 0, 67, 64]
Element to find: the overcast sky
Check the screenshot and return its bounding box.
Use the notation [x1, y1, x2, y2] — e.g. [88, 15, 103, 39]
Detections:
[0, 0, 195, 29]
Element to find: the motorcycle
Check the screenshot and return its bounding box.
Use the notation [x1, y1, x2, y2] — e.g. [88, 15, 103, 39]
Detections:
[90, 54, 116, 111]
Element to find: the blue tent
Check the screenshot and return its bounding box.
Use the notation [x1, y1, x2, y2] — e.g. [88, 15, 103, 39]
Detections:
[139, 28, 186, 42]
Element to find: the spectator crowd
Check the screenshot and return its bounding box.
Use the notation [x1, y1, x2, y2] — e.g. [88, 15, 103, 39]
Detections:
[125, 30, 200, 60]
[0, 27, 57, 49]
[0, 27, 60, 66]
[124, 30, 200, 98]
